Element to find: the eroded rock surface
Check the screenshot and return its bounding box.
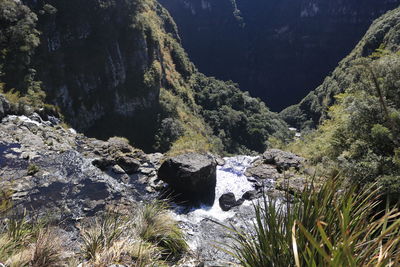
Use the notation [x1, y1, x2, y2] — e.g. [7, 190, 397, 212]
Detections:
[262, 149, 305, 171]
[0, 114, 161, 220]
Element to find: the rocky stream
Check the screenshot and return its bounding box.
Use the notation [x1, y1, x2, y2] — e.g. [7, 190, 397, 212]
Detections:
[0, 112, 307, 266]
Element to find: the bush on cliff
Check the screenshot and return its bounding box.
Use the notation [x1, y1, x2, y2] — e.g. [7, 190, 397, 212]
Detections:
[287, 51, 400, 198]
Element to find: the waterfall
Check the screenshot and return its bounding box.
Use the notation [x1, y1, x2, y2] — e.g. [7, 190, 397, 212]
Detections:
[174, 156, 258, 222]
[172, 155, 275, 261]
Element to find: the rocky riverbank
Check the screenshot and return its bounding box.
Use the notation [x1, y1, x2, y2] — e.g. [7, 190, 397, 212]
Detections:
[0, 111, 308, 266]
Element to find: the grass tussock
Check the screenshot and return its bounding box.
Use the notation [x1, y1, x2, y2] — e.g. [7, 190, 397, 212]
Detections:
[80, 201, 187, 266]
[30, 229, 63, 267]
[223, 177, 400, 266]
[0, 189, 13, 214]
[137, 201, 188, 260]
[0, 201, 187, 266]
[0, 212, 64, 267]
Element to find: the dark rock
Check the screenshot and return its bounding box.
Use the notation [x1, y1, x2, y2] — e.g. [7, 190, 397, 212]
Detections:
[219, 192, 245, 211]
[92, 157, 113, 170]
[158, 153, 217, 206]
[245, 164, 281, 180]
[219, 193, 237, 211]
[0, 115, 150, 221]
[0, 95, 11, 119]
[235, 198, 245, 206]
[116, 155, 140, 174]
[242, 190, 261, 200]
[262, 149, 305, 171]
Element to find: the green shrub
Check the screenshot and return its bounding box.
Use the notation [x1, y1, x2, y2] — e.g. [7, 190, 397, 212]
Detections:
[287, 52, 400, 194]
[27, 164, 40, 176]
[136, 201, 188, 260]
[192, 73, 290, 153]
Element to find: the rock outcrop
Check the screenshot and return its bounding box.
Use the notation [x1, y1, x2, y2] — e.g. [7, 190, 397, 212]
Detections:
[0, 114, 161, 219]
[158, 153, 217, 206]
[262, 149, 305, 171]
[245, 149, 304, 180]
[243, 149, 307, 197]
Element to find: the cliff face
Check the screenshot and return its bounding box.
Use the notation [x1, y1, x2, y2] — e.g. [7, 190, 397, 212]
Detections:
[281, 7, 400, 129]
[21, 0, 191, 150]
[1, 0, 289, 154]
[158, 0, 400, 110]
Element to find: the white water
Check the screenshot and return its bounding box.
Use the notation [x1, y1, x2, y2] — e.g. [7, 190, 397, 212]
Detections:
[174, 155, 259, 223]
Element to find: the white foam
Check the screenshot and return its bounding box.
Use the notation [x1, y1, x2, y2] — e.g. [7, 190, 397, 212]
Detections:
[175, 156, 258, 223]
[9, 115, 42, 126]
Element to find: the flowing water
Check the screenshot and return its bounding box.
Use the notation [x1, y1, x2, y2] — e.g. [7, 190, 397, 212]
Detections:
[174, 156, 258, 222]
[173, 156, 272, 265]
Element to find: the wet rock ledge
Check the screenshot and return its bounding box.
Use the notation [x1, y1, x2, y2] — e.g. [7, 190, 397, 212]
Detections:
[0, 114, 163, 220]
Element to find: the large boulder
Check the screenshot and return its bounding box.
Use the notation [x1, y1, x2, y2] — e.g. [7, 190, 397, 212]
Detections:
[158, 153, 217, 206]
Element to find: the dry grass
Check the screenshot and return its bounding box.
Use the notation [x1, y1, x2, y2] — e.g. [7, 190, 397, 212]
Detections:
[31, 229, 63, 267]
[136, 201, 188, 261]
[80, 201, 187, 266]
[0, 215, 64, 266]
[1, 201, 187, 266]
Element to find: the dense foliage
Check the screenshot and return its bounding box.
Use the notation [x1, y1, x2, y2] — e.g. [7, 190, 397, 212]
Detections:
[225, 178, 400, 266]
[281, 8, 400, 197]
[288, 51, 400, 198]
[0, 0, 40, 92]
[0, 0, 47, 109]
[192, 74, 290, 154]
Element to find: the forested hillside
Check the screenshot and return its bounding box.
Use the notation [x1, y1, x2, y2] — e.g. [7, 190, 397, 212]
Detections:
[0, 0, 289, 154]
[284, 7, 400, 198]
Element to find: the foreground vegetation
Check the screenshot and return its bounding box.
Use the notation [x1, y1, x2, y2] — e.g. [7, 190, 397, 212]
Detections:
[0, 201, 188, 266]
[224, 178, 400, 266]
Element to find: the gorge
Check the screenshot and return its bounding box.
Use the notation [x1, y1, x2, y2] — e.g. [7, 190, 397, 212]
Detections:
[1, 0, 400, 266]
[159, 0, 400, 110]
